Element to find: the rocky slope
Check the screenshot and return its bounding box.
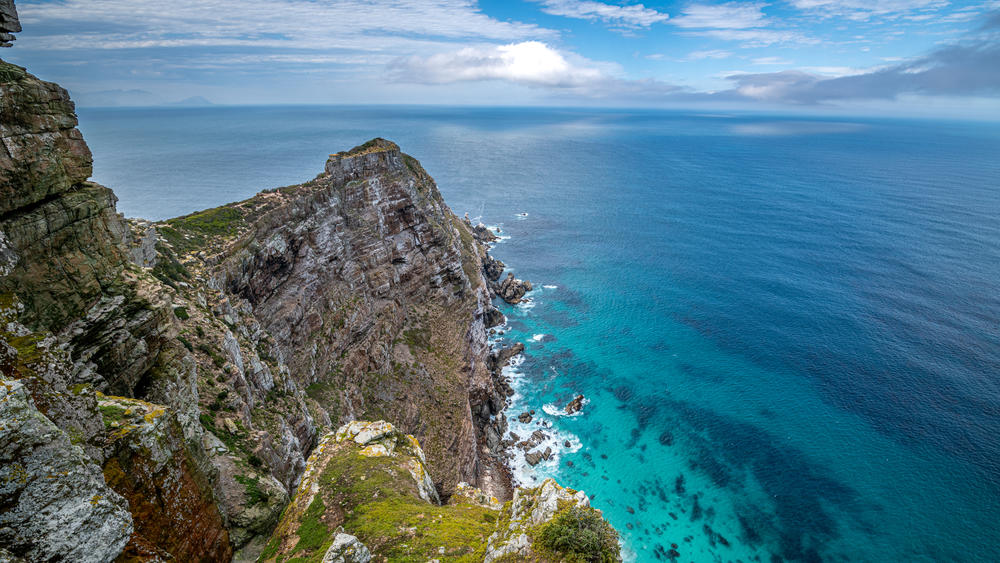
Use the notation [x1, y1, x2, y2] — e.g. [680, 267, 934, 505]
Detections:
[0, 49, 619, 562]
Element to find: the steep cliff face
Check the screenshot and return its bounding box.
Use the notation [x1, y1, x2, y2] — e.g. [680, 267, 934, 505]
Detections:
[172, 138, 507, 499]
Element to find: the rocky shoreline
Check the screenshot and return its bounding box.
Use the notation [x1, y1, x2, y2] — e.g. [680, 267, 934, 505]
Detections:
[465, 218, 589, 478]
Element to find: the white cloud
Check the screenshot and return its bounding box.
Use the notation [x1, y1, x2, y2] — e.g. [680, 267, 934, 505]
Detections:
[390, 41, 608, 87]
[17, 0, 553, 51]
[530, 0, 670, 28]
[787, 0, 950, 21]
[753, 56, 792, 64]
[670, 2, 768, 29]
[668, 3, 818, 47]
[686, 49, 734, 60]
[693, 28, 820, 47]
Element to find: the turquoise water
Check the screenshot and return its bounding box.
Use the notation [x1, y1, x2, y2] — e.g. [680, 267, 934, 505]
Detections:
[78, 107, 1000, 562]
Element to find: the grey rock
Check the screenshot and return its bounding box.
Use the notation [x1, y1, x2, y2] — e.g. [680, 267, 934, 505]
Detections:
[322, 530, 372, 563]
[0, 378, 132, 562]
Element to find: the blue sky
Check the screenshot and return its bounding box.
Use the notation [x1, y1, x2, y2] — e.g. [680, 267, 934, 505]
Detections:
[5, 0, 1000, 116]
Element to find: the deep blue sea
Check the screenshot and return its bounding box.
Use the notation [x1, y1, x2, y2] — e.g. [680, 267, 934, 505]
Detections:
[78, 106, 1000, 562]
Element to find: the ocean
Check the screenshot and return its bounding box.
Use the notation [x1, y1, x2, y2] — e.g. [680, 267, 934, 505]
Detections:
[78, 106, 1000, 562]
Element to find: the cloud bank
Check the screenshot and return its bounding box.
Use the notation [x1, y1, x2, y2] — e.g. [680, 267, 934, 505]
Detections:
[724, 25, 1000, 103]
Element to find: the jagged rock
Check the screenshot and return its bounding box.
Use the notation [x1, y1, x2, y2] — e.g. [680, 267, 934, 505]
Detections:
[517, 411, 532, 424]
[497, 272, 532, 304]
[482, 253, 505, 282]
[565, 393, 586, 414]
[0, 378, 132, 562]
[488, 342, 524, 373]
[0, 60, 128, 331]
[321, 530, 372, 563]
[206, 137, 505, 499]
[471, 223, 499, 243]
[525, 451, 544, 466]
[483, 305, 504, 328]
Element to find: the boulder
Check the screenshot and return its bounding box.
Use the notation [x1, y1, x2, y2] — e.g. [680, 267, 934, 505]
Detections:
[321, 530, 372, 563]
[497, 272, 532, 304]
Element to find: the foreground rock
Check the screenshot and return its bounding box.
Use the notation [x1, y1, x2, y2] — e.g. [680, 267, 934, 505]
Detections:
[261, 421, 491, 561]
[0, 379, 132, 562]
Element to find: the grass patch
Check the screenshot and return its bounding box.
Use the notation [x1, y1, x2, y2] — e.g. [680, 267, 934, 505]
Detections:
[292, 495, 331, 555]
[173, 306, 189, 320]
[99, 403, 129, 429]
[162, 205, 245, 253]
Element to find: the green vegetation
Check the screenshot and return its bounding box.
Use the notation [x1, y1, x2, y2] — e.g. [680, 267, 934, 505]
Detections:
[0, 61, 27, 83]
[173, 306, 189, 320]
[536, 506, 621, 563]
[197, 342, 226, 368]
[292, 496, 330, 554]
[177, 335, 193, 351]
[325, 445, 490, 561]
[402, 326, 431, 351]
[151, 242, 190, 288]
[198, 413, 215, 429]
[7, 332, 44, 366]
[99, 403, 129, 429]
[161, 205, 245, 253]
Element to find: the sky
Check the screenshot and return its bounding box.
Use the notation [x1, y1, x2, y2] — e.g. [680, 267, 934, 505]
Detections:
[4, 0, 1000, 116]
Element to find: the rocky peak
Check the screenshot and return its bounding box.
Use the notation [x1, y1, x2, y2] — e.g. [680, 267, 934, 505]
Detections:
[323, 137, 407, 184]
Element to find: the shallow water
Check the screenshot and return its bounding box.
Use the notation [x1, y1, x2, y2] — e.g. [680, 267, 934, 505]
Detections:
[79, 106, 1000, 562]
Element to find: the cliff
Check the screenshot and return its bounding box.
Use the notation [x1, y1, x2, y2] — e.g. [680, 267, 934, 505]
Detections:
[0, 52, 618, 562]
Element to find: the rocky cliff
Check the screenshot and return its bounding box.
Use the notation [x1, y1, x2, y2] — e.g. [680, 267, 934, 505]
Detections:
[0, 51, 618, 562]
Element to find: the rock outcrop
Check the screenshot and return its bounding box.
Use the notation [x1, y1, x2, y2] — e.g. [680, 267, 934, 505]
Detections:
[565, 394, 585, 415]
[497, 272, 533, 304]
[0, 0, 18, 47]
[262, 421, 619, 563]
[484, 478, 620, 562]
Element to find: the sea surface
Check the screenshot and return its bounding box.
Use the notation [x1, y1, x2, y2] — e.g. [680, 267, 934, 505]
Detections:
[78, 106, 1000, 562]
